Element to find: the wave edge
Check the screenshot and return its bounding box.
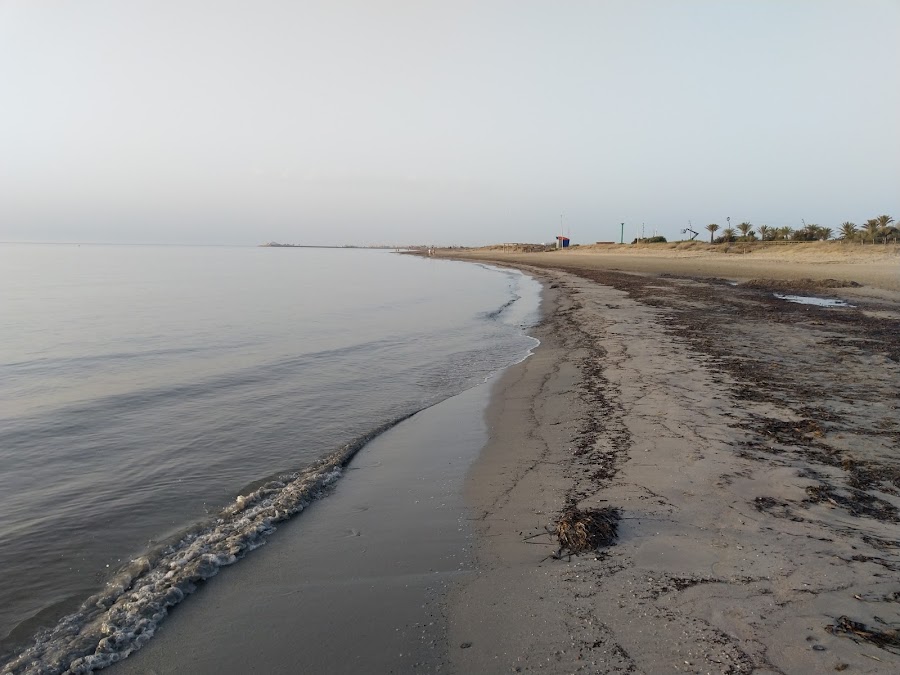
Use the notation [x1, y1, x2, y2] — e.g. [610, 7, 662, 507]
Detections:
[0, 413, 417, 675]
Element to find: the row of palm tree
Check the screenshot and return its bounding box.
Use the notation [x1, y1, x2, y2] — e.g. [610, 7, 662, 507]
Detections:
[703, 215, 895, 244]
[839, 215, 898, 244]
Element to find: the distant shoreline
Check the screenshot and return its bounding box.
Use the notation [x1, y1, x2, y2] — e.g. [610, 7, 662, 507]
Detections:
[259, 242, 398, 249]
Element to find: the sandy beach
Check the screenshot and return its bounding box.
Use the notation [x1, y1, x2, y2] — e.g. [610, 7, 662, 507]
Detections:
[6, 1, 898, 672]
[106, 245, 899, 674]
[460, 242, 900, 295]
[443, 245, 900, 673]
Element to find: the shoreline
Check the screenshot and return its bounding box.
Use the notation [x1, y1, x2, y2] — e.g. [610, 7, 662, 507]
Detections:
[0, 251, 541, 674]
[443, 251, 900, 672]
[23, 247, 898, 673]
[101, 263, 543, 674]
[111, 381, 496, 674]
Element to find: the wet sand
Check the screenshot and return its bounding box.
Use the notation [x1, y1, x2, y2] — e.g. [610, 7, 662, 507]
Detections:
[112, 383, 494, 674]
[444, 248, 900, 673]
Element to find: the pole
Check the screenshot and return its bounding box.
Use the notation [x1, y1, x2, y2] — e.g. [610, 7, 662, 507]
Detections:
[620, 223, 624, 244]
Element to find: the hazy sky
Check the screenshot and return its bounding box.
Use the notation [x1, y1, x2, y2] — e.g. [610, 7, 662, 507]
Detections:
[1, 1, 898, 245]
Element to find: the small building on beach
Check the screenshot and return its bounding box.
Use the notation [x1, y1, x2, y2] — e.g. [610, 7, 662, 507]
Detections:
[556, 236, 570, 249]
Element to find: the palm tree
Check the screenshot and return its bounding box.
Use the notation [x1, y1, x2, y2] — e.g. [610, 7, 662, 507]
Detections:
[706, 223, 719, 243]
[839, 222, 857, 241]
[875, 215, 894, 243]
[804, 224, 823, 241]
[757, 225, 771, 241]
[778, 226, 794, 240]
[864, 219, 880, 244]
[875, 214, 894, 230]
[737, 222, 754, 239]
[819, 227, 833, 241]
[722, 228, 736, 242]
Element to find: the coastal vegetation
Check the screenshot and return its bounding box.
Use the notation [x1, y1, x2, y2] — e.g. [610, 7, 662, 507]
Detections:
[699, 214, 896, 244]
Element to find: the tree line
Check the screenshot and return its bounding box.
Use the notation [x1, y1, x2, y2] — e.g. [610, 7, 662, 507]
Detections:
[703, 215, 896, 244]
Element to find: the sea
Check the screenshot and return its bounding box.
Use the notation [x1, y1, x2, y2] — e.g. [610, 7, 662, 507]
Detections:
[0, 244, 541, 673]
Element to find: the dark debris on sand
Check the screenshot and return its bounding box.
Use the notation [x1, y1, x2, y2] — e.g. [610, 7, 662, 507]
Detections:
[554, 506, 620, 557]
[826, 616, 900, 654]
[743, 277, 862, 291]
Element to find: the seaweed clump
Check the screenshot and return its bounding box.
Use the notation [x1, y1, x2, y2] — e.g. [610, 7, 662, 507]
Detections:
[554, 506, 620, 557]
[826, 616, 900, 653]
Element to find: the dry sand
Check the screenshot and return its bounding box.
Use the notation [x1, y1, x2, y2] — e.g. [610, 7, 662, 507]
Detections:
[443, 247, 900, 673]
[457, 242, 900, 295]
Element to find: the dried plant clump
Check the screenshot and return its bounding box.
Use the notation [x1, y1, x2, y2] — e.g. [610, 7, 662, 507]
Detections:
[555, 506, 620, 557]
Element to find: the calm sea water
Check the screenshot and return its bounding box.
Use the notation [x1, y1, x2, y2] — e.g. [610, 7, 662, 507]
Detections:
[0, 245, 539, 671]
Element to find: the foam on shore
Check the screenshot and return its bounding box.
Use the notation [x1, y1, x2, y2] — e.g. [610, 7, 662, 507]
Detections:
[1, 415, 416, 675]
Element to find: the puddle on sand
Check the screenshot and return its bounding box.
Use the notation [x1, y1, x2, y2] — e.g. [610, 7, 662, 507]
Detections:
[774, 293, 855, 308]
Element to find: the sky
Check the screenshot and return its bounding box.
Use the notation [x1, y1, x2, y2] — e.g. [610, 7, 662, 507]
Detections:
[1, 0, 898, 246]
